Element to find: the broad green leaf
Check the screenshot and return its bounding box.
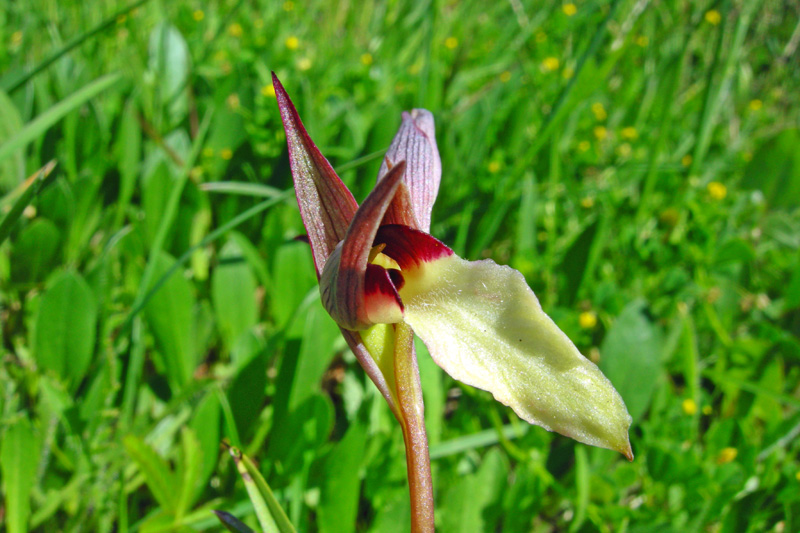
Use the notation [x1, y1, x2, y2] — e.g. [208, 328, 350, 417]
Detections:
[288, 301, 340, 412]
[0, 417, 40, 533]
[0, 89, 24, 190]
[0, 73, 121, 164]
[439, 449, 507, 532]
[271, 240, 317, 336]
[212, 236, 258, 351]
[148, 23, 190, 124]
[786, 259, 800, 311]
[175, 427, 204, 518]
[10, 218, 61, 283]
[227, 332, 266, 442]
[599, 300, 663, 421]
[559, 218, 601, 306]
[144, 251, 197, 391]
[114, 97, 141, 229]
[741, 129, 800, 209]
[141, 160, 174, 248]
[317, 422, 368, 533]
[713, 238, 755, 268]
[33, 271, 97, 384]
[189, 393, 221, 498]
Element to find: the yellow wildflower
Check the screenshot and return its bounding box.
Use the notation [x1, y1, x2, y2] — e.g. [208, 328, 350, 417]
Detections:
[261, 84, 276, 98]
[705, 10, 722, 25]
[285, 36, 300, 50]
[716, 447, 737, 464]
[593, 125, 607, 141]
[591, 102, 607, 121]
[621, 126, 638, 140]
[542, 57, 560, 72]
[578, 140, 591, 152]
[220, 148, 233, 160]
[192, 9, 205, 21]
[636, 35, 649, 47]
[562, 3, 577, 16]
[681, 154, 693, 167]
[749, 99, 763, 111]
[707, 181, 727, 200]
[682, 398, 697, 415]
[228, 23, 243, 38]
[445, 36, 458, 49]
[360, 53, 373, 66]
[617, 143, 632, 157]
[500, 70, 512, 83]
[579, 311, 597, 329]
[580, 196, 594, 208]
[488, 161, 501, 173]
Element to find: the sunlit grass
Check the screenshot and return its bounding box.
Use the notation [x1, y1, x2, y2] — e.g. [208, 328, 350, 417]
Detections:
[1, 0, 798, 531]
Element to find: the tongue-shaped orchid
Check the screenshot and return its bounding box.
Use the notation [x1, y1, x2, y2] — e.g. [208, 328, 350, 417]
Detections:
[273, 73, 632, 532]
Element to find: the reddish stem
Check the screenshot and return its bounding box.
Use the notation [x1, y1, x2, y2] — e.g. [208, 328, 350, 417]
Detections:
[393, 322, 435, 532]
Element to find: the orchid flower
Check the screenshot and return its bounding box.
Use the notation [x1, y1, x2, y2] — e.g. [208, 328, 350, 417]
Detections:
[272, 73, 632, 531]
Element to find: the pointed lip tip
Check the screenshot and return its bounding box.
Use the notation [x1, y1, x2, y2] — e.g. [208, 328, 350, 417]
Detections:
[622, 442, 634, 462]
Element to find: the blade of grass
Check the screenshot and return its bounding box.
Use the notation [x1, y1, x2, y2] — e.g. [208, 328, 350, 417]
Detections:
[216, 387, 243, 450]
[334, 148, 387, 173]
[201, 181, 285, 198]
[123, 189, 292, 328]
[1, 0, 151, 93]
[429, 424, 530, 460]
[634, 45, 687, 225]
[515, 0, 622, 168]
[226, 444, 296, 533]
[124, 109, 213, 325]
[0, 73, 121, 164]
[0, 160, 57, 245]
[689, 3, 757, 174]
[703, 369, 800, 410]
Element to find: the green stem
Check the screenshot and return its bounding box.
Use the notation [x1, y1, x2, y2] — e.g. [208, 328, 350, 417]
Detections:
[393, 322, 434, 532]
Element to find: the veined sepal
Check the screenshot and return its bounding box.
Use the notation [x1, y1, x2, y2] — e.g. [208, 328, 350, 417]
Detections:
[319, 163, 408, 330]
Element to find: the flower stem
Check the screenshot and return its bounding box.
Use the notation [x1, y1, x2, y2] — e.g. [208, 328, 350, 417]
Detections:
[393, 322, 435, 532]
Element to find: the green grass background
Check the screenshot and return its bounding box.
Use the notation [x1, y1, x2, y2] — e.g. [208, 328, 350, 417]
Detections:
[1, 0, 799, 531]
